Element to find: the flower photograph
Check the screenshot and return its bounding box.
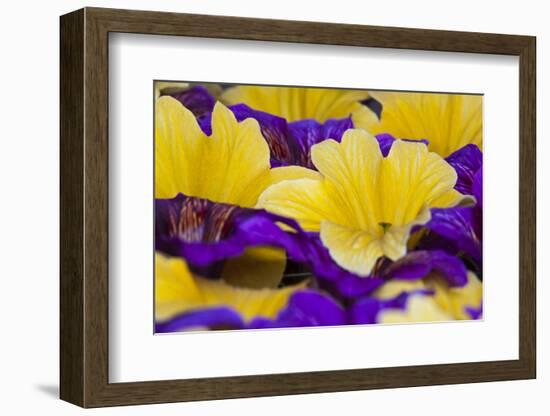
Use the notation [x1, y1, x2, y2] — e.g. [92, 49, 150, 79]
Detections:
[154, 82, 483, 333]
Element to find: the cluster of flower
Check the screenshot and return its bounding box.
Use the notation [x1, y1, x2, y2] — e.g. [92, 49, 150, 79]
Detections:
[154, 83, 483, 332]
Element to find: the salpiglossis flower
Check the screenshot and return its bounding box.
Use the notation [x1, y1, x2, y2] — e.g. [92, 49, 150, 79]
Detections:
[155, 253, 301, 326]
[420, 145, 483, 273]
[155, 96, 318, 206]
[155, 193, 313, 289]
[155, 254, 346, 332]
[154, 81, 189, 99]
[354, 92, 482, 157]
[374, 271, 482, 322]
[198, 103, 354, 169]
[222, 85, 370, 122]
[258, 129, 474, 276]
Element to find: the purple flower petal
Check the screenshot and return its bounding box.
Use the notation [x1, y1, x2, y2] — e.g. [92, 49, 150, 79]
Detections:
[156, 194, 312, 270]
[229, 104, 302, 167]
[361, 96, 383, 119]
[250, 290, 347, 328]
[472, 167, 483, 240]
[155, 307, 244, 332]
[375, 133, 429, 157]
[288, 118, 353, 168]
[350, 289, 434, 324]
[375, 133, 398, 157]
[382, 250, 468, 287]
[156, 194, 384, 298]
[321, 118, 355, 142]
[465, 304, 483, 320]
[162, 85, 215, 118]
[198, 104, 301, 167]
[418, 157, 483, 273]
[422, 208, 482, 268]
[199, 106, 355, 168]
[156, 289, 348, 331]
[472, 167, 482, 206]
[445, 144, 482, 195]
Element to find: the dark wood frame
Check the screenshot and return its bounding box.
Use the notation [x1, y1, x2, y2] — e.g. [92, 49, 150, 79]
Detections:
[60, 7, 536, 408]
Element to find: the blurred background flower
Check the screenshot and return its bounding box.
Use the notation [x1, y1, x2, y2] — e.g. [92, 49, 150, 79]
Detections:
[354, 91, 482, 157]
[221, 85, 370, 122]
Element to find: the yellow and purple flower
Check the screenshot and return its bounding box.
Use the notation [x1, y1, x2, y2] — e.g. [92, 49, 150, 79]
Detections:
[155, 193, 387, 297]
[351, 251, 481, 324]
[221, 85, 370, 122]
[198, 103, 353, 169]
[155, 254, 350, 332]
[155, 253, 300, 330]
[155, 96, 317, 206]
[374, 270, 482, 323]
[258, 129, 474, 276]
[354, 91, 482, 157]
[156, 193, 309, 288]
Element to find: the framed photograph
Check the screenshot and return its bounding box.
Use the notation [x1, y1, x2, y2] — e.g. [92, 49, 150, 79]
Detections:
[60, 7, 536, 408]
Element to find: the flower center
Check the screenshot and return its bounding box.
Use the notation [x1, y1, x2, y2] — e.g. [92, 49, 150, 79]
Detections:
[378, 222, 392, 234]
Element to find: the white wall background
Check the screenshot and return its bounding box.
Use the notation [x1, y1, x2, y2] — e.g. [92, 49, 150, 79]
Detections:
[0, 0, 546, 414]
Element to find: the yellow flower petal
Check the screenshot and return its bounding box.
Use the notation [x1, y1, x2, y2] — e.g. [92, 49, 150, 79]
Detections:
[319, 207, 430, 276]
[199, 102, 271, 204]
[155, 252, 203, 322]
[222, 85, 370, 122]
[374, 271, 482, 320]
[374, 279, 425, 300]
[320, 221, 383, 276]
[354, 91, 482, 157]
[268, 165, 322, 183]
[380, 206, 431, 260]
[378, 295, 453, 324]
[156, 97, 315, 207]
[155, 253, 299, 322]
[155, 96, 205, 199]
[246, 166, 322, 209]
[220, 246, 287, 289]
[431, 188, 476, 208]
[258, 178, 343, 231]
[154, 81, 190, 99]
[311, 130, 383, 231]
[381, 140, 464, 225]
[432, 271, 482, 320]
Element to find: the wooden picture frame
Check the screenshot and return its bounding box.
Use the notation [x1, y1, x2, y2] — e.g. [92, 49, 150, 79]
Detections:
[60, 7, 536, 408]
